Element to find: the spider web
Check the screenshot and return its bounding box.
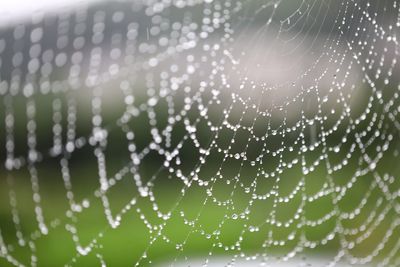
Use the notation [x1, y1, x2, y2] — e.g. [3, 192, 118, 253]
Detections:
[0, 0, 400, 266]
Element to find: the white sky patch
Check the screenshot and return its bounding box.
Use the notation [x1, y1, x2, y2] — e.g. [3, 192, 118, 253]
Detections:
[0, 0, 101, 24]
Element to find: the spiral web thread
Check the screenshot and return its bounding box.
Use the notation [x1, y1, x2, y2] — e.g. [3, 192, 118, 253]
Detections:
[1, 0, 400, 266]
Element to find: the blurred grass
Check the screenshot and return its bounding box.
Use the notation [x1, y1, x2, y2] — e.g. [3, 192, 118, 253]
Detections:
[1, 143, 399, 266]
[1, 84, 400, 266]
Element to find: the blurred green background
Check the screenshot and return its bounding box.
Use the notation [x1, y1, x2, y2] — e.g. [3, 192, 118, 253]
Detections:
[1, 0, 400, 266]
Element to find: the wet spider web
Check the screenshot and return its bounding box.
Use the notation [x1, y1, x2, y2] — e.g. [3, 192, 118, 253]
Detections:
[1, 0, 400, 266]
